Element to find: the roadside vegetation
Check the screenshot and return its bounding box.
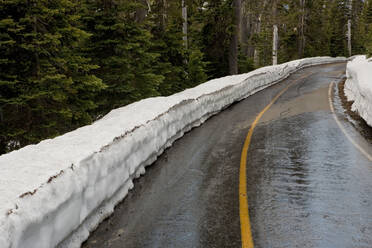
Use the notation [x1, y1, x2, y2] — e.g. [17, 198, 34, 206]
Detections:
[1, 0, 372, 154]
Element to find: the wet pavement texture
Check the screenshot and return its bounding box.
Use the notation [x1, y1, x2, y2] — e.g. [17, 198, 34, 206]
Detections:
[82, 63, 372, 248]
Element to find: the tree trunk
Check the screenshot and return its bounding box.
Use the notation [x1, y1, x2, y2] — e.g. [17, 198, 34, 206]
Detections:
[272, 0, 278, 65]
[135, 0, 149, 23]
[182, 0, 188, 49]
[347, 19, 352, 56]
[253, 0, 267, 67]
[253, 14, 261, 67]
[229, 0, 241, 75]
[273, 25, 278, 65]
[298, 0, 306, 58]
[240, 3, 249, 55]
[160, 0, 167, 30]
[347, 0, 352, 56]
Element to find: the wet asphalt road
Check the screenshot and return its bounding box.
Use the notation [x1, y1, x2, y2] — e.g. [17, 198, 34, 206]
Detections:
[82, 63, 372, 248]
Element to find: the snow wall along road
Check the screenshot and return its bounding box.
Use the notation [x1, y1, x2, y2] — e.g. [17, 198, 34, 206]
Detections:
[0, 57, 346, 248]
[345, 55, 372, 127]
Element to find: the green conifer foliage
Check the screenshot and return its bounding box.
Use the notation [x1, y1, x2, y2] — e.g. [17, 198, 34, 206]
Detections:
[0, 0, 105, 152]
[198, 0, 234, 78]
[364, 0, 372, 22]
[1, 0, 371, 155]
[149, 0, 208, 95]
[362, 0, 372, 56]
[351, 0, 365, 54]
[303, 0, 331, 57]
[150, 3, 186, 96]
[82, 0, 163, 112]
[329, 0, 349, 57]
[186, 49, 208, 87]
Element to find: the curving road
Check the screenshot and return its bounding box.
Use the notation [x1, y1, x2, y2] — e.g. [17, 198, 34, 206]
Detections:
[82, 63, 372, 248]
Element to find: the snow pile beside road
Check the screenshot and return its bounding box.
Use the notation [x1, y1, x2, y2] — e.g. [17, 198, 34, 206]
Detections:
[0, 57, 345, 248]
[345, 55, 372, 126]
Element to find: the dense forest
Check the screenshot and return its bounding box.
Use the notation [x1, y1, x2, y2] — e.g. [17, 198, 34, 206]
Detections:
[0, 0, 372, 154]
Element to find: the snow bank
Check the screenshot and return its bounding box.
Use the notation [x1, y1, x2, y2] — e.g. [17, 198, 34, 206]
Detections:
[345, 55, 372, 127]
[0, 57, 346, 248]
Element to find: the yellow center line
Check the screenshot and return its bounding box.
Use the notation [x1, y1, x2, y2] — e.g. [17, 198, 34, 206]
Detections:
[239, 73, 312, 248]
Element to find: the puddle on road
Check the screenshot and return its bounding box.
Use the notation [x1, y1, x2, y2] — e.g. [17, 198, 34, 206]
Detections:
[247, 111, 372, 248]
[260, 87, 330, 124]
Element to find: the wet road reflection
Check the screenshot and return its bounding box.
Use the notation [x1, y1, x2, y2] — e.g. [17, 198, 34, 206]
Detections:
[82, 63, 372, 248]
[248, 77, 372, 247]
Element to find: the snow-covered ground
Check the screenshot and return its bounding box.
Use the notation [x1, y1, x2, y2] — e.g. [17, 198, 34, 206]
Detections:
[0, 57, 346, 248]
[345, 55, 372, 127]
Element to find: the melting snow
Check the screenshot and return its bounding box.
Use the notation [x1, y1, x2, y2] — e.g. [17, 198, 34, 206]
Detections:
[0, 57, 346, 248]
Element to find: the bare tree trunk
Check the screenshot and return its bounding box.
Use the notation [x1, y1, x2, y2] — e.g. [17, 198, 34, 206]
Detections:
[240, 1, 254, 57]
[253, 15, 261, 67]
[347, 0, 352, 56]
[298, 0, 306, 58]
[253, 0, 267, 67]
[135, 0, 149, 23]
[160, 0, 167, 30]
[347, 19, 352, 56]
[182, 0, 188, 49]
[240, 2, 249, 55]
[229, 0, 241, 75]
[272, 0, 278, 65]
[273, 25, 278, 65]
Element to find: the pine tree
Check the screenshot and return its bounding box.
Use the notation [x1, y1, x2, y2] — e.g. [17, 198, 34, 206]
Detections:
[149, 0, 208, 95]
[198, 0, 234, 78]
[328, 0, 349, 57]
[149, 0, 187, 96]
[303, 0, 331, 57]
[364, 0, 372, 22]
[0, 0, 105, 153]
[82, 0, 163, 112]
[240, 0, 269, 66]
[181, 0, 209, 85]
[186, 49, 208, 87]
[351, 0, 367, 55]
[362, 0, 372, 56]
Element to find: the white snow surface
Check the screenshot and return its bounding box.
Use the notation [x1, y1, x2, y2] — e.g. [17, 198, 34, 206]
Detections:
[0, 57, 346, 248]
[345, 55, 372, 127]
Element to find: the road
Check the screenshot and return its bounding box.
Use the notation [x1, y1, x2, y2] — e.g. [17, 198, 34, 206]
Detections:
[82, 63, 372, 248]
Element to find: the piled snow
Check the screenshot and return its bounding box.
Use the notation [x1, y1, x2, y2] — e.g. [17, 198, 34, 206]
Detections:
[0, 57, 346, 248]
[344, 55, 372, 127]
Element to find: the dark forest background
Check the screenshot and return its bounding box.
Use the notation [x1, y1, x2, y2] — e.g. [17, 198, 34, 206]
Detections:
[1, 0, 372, 154]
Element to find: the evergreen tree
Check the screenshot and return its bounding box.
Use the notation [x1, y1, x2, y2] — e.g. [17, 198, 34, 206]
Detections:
[303, 0, 331, 57]
[329, 0, 349, 57]
[362, 0, 372, 56]
[82, 0, 163, 112]
[198, 0, 234, 78]
[182, 0, 208, 86]
[149, 0, 208, 95]
[364, 0, 372, 22]
[0, 0, 371, 155]
[186, 49, 208, 87]
[350, 0, 365, 54]
[150, 0, 187, 96]
[276, 1, 300, 62]
[0, 0, 105, 153]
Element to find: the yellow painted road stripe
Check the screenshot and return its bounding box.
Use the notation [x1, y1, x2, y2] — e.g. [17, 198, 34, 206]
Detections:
[328, 82, 372, 161]
[239, 73, 312, 248]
